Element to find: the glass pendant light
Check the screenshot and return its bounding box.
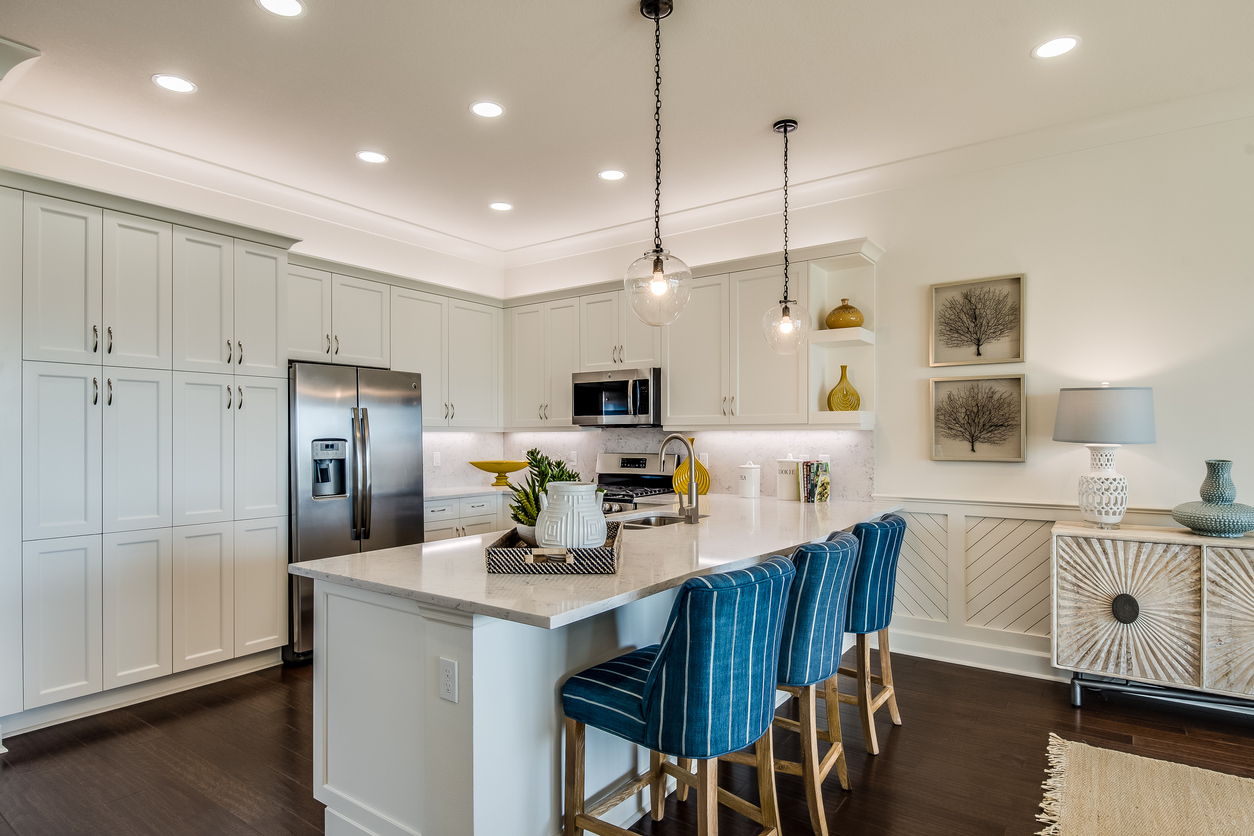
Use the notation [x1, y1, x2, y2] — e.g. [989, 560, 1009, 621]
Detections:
[624, 0, 692, 327]
[762, 118, 810, 354]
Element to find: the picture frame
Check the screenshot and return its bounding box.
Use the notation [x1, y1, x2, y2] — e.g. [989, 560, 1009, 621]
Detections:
[930, 274, 1024, 367]
[930, 374, 1026, 462]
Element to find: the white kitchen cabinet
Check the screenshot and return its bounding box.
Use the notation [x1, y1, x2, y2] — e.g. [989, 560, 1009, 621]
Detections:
[620, 296, 662, 368]
[447, 298, 500, 428]
[103, 368, 173, 533]
[580, 290, 661, 372]
[22, 535, 103, 708]
[172, 522, 235, 672]
[103, 211, 173, 370]
[545, 298, 580, 425]
[173, 372, 235, 526]
[662, 274, 731, 425]
[391, 287, 449, 426]
[22, 362, 103, 540]
[0, 186, 22, 718]
[286, 264, 334, 362]
[22, 194, 104, 365]
[234, 516, 288, 657]
[234, 240, 287, 378]
[234, 375, 289, 520]
[506, 304, 546, 428]
[173, 227, 235, 374]
[729, 265, 808, 424]
[102, 529, 172, 689]
[460, 515, 500, 537]
[424, 522, 459, 542]
[423, 494, 502, 540]
[332, 274, 390, 368]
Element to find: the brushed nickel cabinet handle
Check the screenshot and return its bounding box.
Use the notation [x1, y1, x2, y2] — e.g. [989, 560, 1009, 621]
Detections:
[238, 386, 243, 409]
[92, 325, 99, 353]
[325, 334, 331, 354]
[450, 403, 455, 419]
[93, 377, 99, 405]
[730, 396, 735, 415]
[444, 403, 449, 419]
[237, 341, 243, 364]
[227, 386, 232, 410]
[334, 335, 340, 355]
[721, 396, 727, 416]
[107, 326, 113, 354]
[226, 340, 232, 364]
[107, 378, 112, 406]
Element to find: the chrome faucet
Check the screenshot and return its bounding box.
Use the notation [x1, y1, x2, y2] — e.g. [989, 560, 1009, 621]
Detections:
[659, 433, 700, 524]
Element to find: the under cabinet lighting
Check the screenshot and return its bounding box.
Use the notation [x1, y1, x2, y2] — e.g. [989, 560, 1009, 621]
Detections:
[598, 169, 625, 180]
[152, 74, 196, 93]
[256, 0, 305, 16]
[356, 150, 388, 163]
[1032, 37, 1079, 58]
[471, 102, 505, 118]
[489, 202, 513, 211]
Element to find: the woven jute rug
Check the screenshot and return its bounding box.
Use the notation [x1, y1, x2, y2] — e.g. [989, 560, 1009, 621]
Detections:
[1037, 733, 1254, 835]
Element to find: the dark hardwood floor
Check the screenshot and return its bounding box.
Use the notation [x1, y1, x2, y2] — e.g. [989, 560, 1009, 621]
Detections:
[2, 652, 1252, 836]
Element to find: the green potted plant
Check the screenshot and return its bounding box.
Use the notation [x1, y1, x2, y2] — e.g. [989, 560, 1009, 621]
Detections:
[507, 448, 584, 546]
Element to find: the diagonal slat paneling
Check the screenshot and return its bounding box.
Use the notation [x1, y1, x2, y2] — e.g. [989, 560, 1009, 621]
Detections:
[965, 516, 1053, 636]
[896, 512, 947, 621]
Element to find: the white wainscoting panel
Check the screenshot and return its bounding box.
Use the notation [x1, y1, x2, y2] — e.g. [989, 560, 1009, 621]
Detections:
[965, 516, 1053, 637]
[895, 512, 948, 622]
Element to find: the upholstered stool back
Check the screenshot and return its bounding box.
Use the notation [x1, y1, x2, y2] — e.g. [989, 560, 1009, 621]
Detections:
[641, 556, 795, 759]
[835, 514, 906, 634]
[777, 534, 860, 688]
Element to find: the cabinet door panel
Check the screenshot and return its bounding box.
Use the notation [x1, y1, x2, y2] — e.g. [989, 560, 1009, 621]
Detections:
[545, 299, 580, 425]
[103, 212, 172, 370]
[234, 241, 287, 378]
[447, 299, 500, 428]
[505, 305, 545, 428]
[662, 274, 730, 425]
[173, 372, 235, 526]
[234, 517, 288, 656]
[173, 522, 235, 672]
[391, 287, 448, 426]
[729, 265, 807, 424]
[0, 187, 21, 718]
[579, 292, 619, 372]
[103, 529, 172, 689]
[620, 294, 662, 368]
[287, 265, 333, 362]
[173, 228, 234, 373]
[22, 535, 103, 708]
[460, 515, 500, 537]
[23, 194, 103, 364]
[103, 368, 173, 532]
[424, 522, 458, 542]
[235, 376, 289, 520]
[23, 362, 103, 540]
[1204, 547, 1254, 697]
[332, 275, 390, 368]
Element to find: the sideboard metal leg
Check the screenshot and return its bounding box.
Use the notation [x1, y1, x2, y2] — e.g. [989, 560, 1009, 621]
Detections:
[1070, 673, 1083, 708]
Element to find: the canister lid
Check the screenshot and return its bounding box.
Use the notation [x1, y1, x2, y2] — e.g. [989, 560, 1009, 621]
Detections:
[740, 460, 760, 469]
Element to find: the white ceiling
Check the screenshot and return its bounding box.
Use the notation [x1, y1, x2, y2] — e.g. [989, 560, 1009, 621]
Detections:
[2, 0, 1253, 253]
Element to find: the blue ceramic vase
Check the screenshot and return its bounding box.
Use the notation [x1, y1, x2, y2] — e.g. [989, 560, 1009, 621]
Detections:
[1172, 460, 1254, 538]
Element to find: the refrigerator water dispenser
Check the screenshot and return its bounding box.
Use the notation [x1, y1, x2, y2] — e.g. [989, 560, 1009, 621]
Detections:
[312, 439, 347, 497]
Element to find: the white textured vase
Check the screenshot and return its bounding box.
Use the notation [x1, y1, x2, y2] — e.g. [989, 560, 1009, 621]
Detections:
[535, 482, 608, 549]
[1078, 444, 1129, 529]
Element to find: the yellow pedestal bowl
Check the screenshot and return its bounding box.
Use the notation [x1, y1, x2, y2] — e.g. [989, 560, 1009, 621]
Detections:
[470, 460, 529, 487]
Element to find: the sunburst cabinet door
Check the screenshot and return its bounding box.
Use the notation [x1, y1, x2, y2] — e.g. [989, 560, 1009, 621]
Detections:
[1055, 536, 1202, 688]
[1205, 548, 1254, 697]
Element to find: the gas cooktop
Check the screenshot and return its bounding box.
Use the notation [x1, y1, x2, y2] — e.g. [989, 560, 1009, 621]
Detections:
[595, 452, 678, 513]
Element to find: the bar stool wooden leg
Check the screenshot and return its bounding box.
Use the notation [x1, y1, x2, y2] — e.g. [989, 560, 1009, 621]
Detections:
[822, 675, 850, 790]
[857, 633, 879, 755]
[879, 628, 902, 725]
[649, 750, 666, 821]
[697, 757, 719, 836]
[797, 684, 828, 836]
[755, 731, 781, 836]
[564, 717, 585, 836]
[676, 758, 693, 801]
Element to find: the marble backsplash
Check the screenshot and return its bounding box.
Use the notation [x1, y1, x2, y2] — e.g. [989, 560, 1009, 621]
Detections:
[421, 432, 505, 489]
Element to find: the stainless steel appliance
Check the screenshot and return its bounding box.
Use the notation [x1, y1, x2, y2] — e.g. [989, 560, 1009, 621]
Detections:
[594, 452, 677, 513]
[287, 362, 424, 661]
[572, 367, 662, 427]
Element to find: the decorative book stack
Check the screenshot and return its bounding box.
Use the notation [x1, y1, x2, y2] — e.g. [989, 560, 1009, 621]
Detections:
[798, 461, 831, 503]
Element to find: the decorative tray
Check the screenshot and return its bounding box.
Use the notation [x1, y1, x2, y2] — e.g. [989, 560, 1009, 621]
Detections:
[485, 521, 622, 575]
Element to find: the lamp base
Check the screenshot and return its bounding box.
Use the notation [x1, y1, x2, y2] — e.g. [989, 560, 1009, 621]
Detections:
[1078, 444, 1129, 528]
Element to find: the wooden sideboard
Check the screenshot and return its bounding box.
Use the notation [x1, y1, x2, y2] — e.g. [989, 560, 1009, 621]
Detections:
[1051, 522, 1254, 709]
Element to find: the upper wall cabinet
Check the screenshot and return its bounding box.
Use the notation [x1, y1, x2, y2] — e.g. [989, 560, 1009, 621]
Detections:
[234, 241, 287, 378]
[579, 290, 661, 372]
[332, 275, 390, 368]
[662, 274, 731, 425]
[103, 212, 173, 370]
[391, 287, 448, 427]
[729, 265, 808, 424]
[287, 265, 333, 362]
[447, 299, 501, 428]
[173, 227, 235, 374]
[23, 194, 104, 365]
[505, 300, 576, 428]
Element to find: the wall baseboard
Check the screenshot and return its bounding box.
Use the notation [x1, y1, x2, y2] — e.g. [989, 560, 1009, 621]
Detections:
[883, 625, 1065, 683]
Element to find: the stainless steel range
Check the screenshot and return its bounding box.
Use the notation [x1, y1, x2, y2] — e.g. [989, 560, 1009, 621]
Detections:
[594, 452, 679, 513]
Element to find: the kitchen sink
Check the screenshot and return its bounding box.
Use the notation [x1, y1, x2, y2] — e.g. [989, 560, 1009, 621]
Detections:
[623, 514, 689, 528]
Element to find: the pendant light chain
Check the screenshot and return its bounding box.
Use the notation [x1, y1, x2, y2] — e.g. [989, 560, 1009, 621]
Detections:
[781, 127, 790, 304]
[652, 11, 663, 253]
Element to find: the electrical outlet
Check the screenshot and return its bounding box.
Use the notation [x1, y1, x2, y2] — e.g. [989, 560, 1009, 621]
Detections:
[568, 451, 578, 466]
[439, 657, 458, 703]
[698, 453, 709, 467]
[433, 451, 442, 467]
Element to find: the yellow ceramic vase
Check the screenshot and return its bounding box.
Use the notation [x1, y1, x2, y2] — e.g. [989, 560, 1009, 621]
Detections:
[671, 438, 711, 496]
[827, 365, 861, 411]
[825, 298, 864, 329]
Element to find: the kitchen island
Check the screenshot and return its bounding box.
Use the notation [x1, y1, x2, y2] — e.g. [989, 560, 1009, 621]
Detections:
[290, 494, 900, 836]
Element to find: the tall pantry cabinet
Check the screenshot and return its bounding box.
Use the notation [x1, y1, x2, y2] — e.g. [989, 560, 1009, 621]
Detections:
[7, 188, 292, 719]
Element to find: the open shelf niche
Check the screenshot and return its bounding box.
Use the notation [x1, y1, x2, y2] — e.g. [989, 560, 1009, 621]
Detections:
[807, 241, 880, 430]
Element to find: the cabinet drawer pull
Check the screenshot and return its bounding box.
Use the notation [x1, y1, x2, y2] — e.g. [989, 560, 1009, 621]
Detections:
[107, 378, 112, 406]
[92, 325, 99, 353]
[469, 503, 486, 510]
[226, 340, 233, 364]
[107, 326, 113, 354]
[429, 507, 451, 514]
[227, 386, 232, 409]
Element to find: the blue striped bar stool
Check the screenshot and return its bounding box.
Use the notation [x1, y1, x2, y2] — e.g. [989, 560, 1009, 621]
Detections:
[721, 535, 860, 836]
[561, 557, 796, 836]
[829, 513, 907, 755]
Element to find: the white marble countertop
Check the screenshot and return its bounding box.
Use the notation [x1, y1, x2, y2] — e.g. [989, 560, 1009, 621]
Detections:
[424, 485, 509, 500]
[289, 494, 902, 629]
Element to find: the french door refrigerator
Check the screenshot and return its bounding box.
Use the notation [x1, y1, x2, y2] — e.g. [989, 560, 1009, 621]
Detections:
[287, 362, 423, 661]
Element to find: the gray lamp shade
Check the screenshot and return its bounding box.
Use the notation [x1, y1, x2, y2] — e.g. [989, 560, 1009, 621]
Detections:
[1052, 387, 1155, 444]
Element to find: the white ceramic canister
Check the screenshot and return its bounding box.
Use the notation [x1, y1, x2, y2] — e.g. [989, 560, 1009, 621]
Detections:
[536, 481, 608, 548]
[776, 458, 801, 501]
[739, 461, 761, 498]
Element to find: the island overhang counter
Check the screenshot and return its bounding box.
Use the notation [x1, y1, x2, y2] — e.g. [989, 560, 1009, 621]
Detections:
[290, 494, 901, 836]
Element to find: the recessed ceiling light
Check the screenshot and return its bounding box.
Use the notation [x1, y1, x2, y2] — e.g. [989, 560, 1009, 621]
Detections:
[356, 150, 388, 163]
[598, 169, 626, 181]
[489, 202, 513, 211]
[471, 102, 505, 118]
[1032, 36, 1079, 59]
[152, 74, 196, 93]
[255, 0, 305, 16]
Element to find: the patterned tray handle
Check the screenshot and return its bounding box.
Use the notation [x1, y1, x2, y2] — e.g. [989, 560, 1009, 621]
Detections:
[525, 549, 576, 565]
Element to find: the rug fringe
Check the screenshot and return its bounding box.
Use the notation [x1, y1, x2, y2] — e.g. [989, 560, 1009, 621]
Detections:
[1035, 733, 1069, 836]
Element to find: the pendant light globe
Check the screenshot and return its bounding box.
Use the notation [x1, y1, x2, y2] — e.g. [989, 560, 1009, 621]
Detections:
[625, 249, 692, 326]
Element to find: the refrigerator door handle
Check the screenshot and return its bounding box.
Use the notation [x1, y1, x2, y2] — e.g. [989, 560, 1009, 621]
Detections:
[351, 407, 364, 540]
[361, 407, 373, 539]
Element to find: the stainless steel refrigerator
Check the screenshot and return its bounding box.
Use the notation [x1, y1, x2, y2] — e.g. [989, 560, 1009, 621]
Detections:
[287, 362, 424, 661]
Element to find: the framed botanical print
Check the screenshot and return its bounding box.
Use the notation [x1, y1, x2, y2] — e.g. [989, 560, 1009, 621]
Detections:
[930, 374, 1026, 462]
[930, 274, 1024, 366]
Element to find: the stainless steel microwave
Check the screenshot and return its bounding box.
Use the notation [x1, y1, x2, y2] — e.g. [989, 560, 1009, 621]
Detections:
[572, 367, 662, 427]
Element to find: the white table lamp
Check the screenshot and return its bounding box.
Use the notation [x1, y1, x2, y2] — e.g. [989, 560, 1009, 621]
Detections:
[1053, 386, 1155, 529]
